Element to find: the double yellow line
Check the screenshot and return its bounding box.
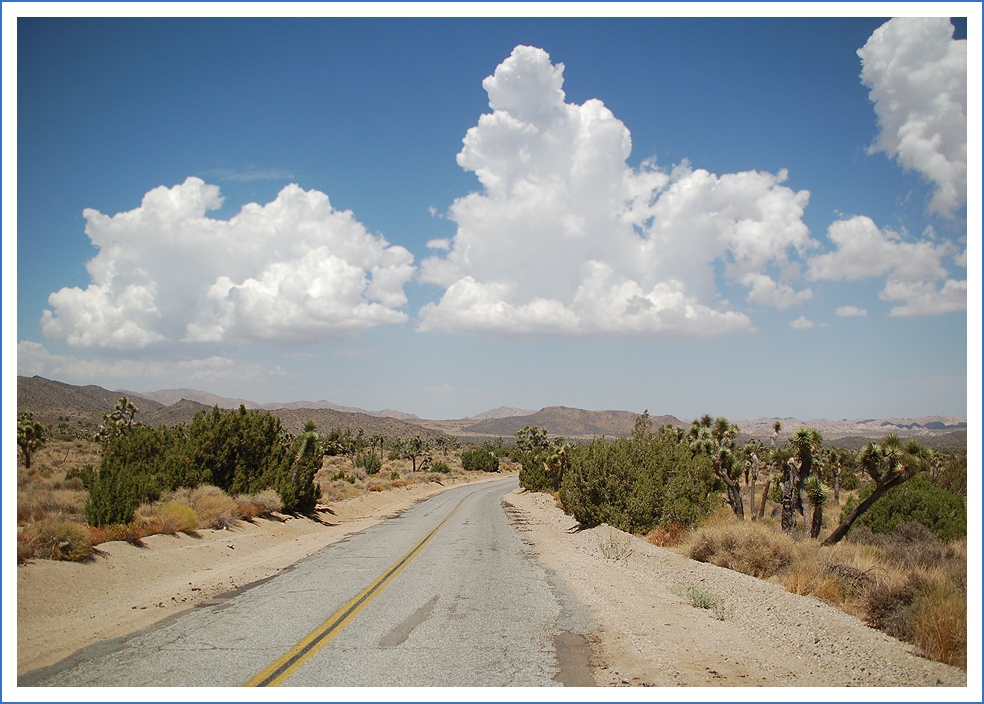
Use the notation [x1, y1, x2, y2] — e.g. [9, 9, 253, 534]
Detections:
[245, 498, 464, 687]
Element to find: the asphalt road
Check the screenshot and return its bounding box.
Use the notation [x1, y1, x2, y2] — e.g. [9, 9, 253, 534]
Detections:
[21, 476, 596, 688]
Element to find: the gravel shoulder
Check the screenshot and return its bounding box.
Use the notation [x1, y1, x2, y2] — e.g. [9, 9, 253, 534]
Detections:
[14, 477, 971, 692]
[504, 489, 968, 689]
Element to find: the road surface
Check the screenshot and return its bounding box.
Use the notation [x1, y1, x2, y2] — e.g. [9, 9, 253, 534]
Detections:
[21, 476, 596, 687]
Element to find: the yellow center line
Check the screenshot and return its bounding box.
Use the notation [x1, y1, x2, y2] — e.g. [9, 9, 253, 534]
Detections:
[244, 497, 465, 687]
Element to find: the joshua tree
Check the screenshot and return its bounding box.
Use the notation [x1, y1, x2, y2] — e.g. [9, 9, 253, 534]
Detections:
[821, 435, 931, 546]
[95, 396, 140, 445]
[17, 412, 48, 469]
[803, 474, 827, 539]
[789, 427, 823, 516]
[369, 434, 386, 461]
[746, 444, 763, 521]
[398, 436, 430, 472]
[689, 415, 744, 518]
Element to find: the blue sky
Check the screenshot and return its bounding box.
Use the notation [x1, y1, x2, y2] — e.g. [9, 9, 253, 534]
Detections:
[5, 4, 979, 423]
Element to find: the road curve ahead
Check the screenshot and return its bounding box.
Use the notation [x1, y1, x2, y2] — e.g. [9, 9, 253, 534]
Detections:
[21, 476, 596, 687]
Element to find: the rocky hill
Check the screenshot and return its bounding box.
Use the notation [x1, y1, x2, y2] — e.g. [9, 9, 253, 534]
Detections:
[126, 388, 420, 420]
[734, 416, 967, 445]
[18, 376, 167, 432]
[460, 406, 684, 439]
[18, 376, 966, 449]
[467, 406, 535, 420]
[17, 376, 442, 440]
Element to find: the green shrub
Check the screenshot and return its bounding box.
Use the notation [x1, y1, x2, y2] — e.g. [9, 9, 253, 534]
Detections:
[277, 428, 322, 514]
[853, 475, 966, 541]
[431, 460, 452, 474]
[560, 427, 717, 533]
[331, 470, 356, 484]
[461, 447, 499, 473]
[355, 451, 382, 475]
[85, 461, 140, 527]
[518, 455, 553, 492]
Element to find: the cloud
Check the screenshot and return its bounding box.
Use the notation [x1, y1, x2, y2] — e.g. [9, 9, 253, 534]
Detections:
[834, 305, 868, 317]
[741, 273, 813, 309]
[789, 316, 814, 330]
[807, 215, 965, 317]
[17, 340, 281, 388]
[418, 46, 815, 337]
[41, 178, 415, 350]
[859, 18, 967, 219]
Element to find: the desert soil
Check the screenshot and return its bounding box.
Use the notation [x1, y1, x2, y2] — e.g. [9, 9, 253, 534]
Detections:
[16, 475, 968, 689]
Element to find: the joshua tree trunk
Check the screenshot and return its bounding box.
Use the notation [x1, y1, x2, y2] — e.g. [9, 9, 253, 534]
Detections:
[833, 465, 841, 504]
[810, 502, 823, 539]
[749, 477, 756, 520]
[758, 476, 771, 519]
[781, 460, 798, 534]
[821, 474, 906, 546]
[724, 477, 745, 519]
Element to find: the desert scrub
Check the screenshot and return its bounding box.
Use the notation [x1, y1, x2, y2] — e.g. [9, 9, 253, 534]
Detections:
[597, 529, 634, 561]
[188, 486, 240, 529]
[683, 585, 726, 620]
[354, 451, 382, 475]
[910, 577, 966, 669]
[431, 460, 452, 474]
[19, 519, 93, 562]
[687, 520, 796, 578]
[233, 489, 282, 519]
[17, 485, 87, 523]
[148, 502, 199, 534]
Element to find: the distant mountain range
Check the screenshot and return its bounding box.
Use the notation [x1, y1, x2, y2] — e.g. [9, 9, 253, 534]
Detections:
[16, 376, 967, 450]
[124, 387, 421, 421]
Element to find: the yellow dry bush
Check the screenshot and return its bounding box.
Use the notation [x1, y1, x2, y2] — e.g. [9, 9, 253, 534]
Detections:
[190, 486, 239, 529]
[150, 502, 198, 534]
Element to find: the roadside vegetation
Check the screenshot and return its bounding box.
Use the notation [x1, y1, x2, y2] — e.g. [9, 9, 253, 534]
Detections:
[16, 398, 512, 566]
[516, 411, 968, 670]
[17, 401, 966, 670]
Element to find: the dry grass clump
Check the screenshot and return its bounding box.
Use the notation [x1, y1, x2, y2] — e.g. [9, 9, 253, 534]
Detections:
[688, 519, 797, 578]
[910, 577, 967, 669]
[644, 522, 686, 548]
[233, 489, 282, 519]
[148, 502, 199, 535]
[18, 519, 93, 562]
[17, 486, 87, 523]
[186, 486, 239, 529]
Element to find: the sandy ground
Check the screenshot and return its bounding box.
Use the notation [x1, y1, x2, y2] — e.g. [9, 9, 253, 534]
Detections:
[16, 478, 970, 691]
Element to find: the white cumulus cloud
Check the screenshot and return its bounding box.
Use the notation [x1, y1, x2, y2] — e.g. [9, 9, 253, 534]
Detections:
[41, 178, 415, 350]
[789, 316, 814, 330]
[418, 46, 816, 337]
[807, 215, 965, 317]
[835, 305, 868, 317]
[859, 17, 967, 219]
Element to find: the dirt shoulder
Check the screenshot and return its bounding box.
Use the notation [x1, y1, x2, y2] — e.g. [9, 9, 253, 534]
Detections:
[15, 478, 969, 690]
[504, 489, 968, 688]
